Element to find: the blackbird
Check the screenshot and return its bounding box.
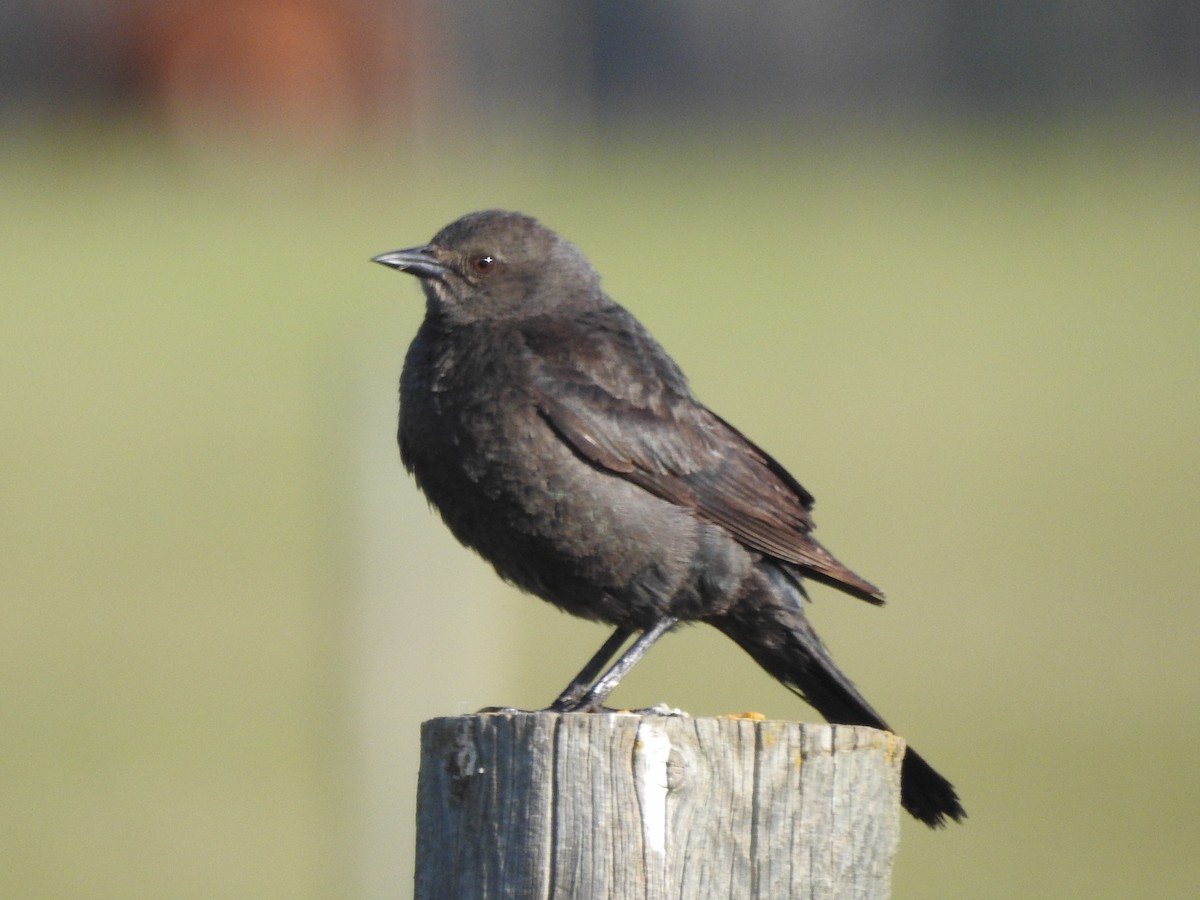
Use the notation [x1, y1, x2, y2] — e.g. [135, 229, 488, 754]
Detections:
[373, 210, 964, 827]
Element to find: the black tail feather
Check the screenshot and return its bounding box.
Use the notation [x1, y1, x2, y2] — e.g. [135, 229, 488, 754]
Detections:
[713, 568, 965, 827]
[900, 746, 966, 828]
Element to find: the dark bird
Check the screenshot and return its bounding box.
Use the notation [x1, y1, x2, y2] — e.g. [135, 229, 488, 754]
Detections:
[373, 210, 965, 827]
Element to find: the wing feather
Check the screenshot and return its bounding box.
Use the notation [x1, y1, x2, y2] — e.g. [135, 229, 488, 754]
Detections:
[523, 311, 885, 604]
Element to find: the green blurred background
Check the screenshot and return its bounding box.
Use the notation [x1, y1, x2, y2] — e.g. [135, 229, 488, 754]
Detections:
[3, 4, 1200, 898]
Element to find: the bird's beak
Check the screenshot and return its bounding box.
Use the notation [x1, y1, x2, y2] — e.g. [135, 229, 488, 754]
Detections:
[371, 245, 449, 279]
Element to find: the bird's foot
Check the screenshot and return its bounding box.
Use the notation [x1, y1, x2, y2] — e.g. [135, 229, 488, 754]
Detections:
[546, 698, 623, 714]
[549, 700, 689, 716]
[477, 702, 688, 716]
[475, 703, 626, 715]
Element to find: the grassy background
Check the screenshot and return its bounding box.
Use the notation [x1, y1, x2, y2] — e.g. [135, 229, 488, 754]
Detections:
[3, 120, 1199, 898]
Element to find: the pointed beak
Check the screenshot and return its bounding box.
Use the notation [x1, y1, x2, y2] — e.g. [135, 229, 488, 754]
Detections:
[371, 245, 450, 279]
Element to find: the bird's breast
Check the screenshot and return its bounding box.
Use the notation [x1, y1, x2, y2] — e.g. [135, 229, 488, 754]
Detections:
[396, 325, 755, 626]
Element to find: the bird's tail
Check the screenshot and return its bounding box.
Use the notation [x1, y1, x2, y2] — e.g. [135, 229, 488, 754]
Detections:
[712, 565, 966, 828]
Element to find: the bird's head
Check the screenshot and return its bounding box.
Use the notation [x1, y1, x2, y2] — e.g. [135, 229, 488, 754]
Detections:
[373, 210, 603, 325]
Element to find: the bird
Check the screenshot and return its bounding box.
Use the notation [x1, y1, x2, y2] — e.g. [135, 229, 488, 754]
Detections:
[373, 209, 965, 827]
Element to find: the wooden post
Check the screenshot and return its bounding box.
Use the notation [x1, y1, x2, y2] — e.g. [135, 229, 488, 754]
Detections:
[415, 712, 904, 899]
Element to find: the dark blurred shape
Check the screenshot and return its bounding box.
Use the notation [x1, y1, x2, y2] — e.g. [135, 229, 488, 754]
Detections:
[1145, 0, 1200, 96]
[0, 1, 122, 113]
[939, 1, 1067, 115]
[0, 0, 429, 148]
[2, 1, 1199, 137]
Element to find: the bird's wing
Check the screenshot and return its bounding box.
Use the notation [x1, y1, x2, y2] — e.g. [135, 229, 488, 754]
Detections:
[522, 313, 885, 604]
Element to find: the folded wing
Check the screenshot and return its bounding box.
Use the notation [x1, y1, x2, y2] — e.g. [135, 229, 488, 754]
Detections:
[523, 313, 885, 604]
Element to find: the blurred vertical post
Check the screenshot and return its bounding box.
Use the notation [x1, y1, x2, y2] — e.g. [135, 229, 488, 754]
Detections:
[415, 713, 902, 899]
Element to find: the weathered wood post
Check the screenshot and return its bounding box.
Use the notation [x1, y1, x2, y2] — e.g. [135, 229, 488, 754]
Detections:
[415, 712, 903, 899]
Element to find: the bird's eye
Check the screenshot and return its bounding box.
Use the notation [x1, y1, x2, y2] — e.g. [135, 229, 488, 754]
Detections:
[471, 254, 502, 275]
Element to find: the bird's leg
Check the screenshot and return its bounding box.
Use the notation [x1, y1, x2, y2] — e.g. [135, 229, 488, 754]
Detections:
[561, 616, 678, 712]
[548, 626, 634, 712]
